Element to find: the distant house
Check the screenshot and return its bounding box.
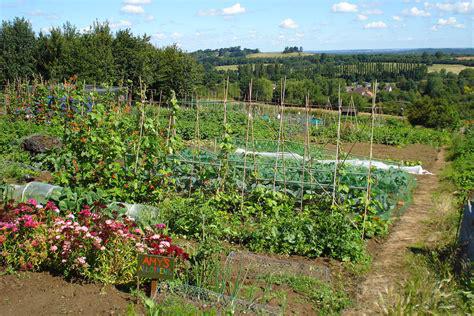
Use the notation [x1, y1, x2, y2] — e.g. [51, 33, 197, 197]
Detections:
[346, 85, 373, 98]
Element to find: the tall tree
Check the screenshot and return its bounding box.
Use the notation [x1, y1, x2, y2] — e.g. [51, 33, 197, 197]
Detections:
[154, 44, 203, 98]
[113, 29, 154, 87]
[79, 22, 116, 83]
[0, 17, 36, 81]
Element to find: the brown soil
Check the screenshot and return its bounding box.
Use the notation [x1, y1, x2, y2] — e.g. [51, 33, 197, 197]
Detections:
[344, 149, 445, 315]
[0, 271, 139, 315]
[325, 142, 439, 171]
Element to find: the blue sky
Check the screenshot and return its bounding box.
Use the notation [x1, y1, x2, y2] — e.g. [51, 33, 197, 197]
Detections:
[1, 0, 472, 51]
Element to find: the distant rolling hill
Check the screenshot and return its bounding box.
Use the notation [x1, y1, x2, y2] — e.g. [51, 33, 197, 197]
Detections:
[306, 48, 474, 55]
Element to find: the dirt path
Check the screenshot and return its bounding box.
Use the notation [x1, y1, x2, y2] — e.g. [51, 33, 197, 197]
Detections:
[345, 149, 445, 315]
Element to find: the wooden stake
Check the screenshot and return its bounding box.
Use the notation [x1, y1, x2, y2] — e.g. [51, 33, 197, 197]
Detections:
[150, 279, 157, 298]
[223, 77, 229, 125]
[300, 94, 310, 211]
[241, 79, 252, 210]
[273, 77, 286, 191]
[134, 78, 146, 173]
[332, 85, 342, 207]
[361, 80, 377, 239]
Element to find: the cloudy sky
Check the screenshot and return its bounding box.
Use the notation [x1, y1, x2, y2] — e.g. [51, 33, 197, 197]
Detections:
[1, 0, 472, 51]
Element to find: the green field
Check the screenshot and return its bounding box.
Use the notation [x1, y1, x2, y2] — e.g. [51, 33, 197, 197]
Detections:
[215, 64, 239, 71]
[215, 63, 281, 71]
[428, 64, 472, 74]
[247, 52, 314, 58]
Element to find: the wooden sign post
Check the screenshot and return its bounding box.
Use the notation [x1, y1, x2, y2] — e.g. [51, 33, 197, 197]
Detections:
[137, 254, 175, 297]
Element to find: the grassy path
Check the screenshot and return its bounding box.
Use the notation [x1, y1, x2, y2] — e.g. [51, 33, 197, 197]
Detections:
[345, 149, 445, 315]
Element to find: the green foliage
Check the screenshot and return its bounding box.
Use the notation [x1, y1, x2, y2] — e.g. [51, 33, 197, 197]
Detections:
[158, 188, 371, 263]
[248, 206, 368, 262]
[0, 17, 36, 81]
[0, 116, 61, 182]
[406, 97, 460, 129]
[154, 45, 204, 99]
[113, 29, 155, 87]
[54, 103, 169, 202]
[312, 116, 450, 146]
[446, 126, 474, 198]
[135, 291, 204, 316]
[253, 78, 273, 101]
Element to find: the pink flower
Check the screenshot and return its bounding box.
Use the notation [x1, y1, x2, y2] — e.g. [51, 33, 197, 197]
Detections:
[155, 223, 166, 229]
[50, 245, 58, 252]
[79, 208, 91, 217]
[150, 234, 161, 240]
[45, 201, 59, 212]
[66, 214, 75, 219]
[105, 219, 112, 225]
[159, 241, 170, 248]
[27, 198, 38, 206]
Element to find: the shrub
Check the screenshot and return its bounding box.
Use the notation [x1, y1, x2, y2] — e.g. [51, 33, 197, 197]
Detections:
[406, 97, 460, 130]
[0, 199, 188, 284]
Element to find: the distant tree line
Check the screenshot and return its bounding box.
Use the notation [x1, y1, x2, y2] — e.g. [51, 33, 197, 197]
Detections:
[282, 46, 303, 54]
[0, 17, 203, 98]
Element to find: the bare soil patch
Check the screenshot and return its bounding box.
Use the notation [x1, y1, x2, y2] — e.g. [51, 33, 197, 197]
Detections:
[0, 271, 138, 315]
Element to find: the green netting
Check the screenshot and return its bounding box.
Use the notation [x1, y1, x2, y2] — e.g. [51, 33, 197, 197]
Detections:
[172, 147, 416, 218]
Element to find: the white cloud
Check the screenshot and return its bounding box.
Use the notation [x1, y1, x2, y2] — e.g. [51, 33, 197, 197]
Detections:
[279, 18, 298, 29]
[433, 1, 472, 14]
[110, 19, 133, 29]
[152, 32, 166, 40]
[40, 26, 53, 34]
[296, 32, 305, 38]
[28, 9, 58, 19]
[332, 2, 358, 13]
[432, 16, 465, 30]
[123, 0, 151, 4]
[403, 6, 431, 16]
[171, 32, 182, 39]
[120, 4, 144, 14]
[222, 3, 246, 15]
[392, 15, 403, 21]
[364, 21, 388, 29]
[357, 14, 368, 21]
[198, 3, 246, 16]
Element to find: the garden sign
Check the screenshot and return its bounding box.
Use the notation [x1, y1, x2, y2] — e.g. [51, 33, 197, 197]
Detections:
[137, 254, 175, 296]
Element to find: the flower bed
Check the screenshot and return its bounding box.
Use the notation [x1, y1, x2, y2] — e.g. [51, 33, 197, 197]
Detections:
[0, 199, 188, 284]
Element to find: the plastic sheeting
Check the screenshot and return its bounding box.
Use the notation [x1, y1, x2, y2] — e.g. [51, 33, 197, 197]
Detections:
[11, 182, 62, 203]
[235, 148, 432, 175]
[7, 182, 159, 220]
[108, 202, 159, 220]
